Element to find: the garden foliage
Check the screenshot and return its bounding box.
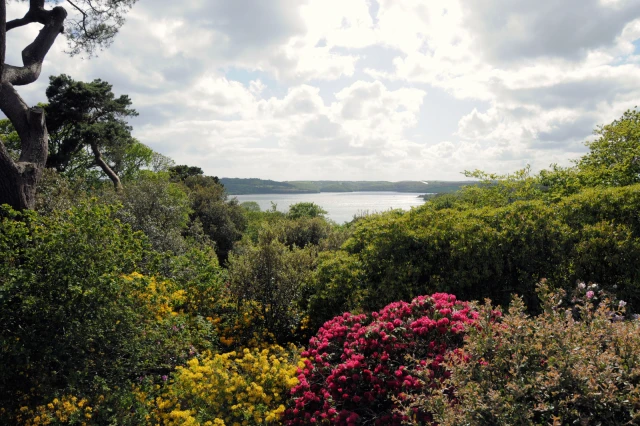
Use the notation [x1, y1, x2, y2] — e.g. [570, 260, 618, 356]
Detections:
[3, 109, 640, 425]
[308, 183, 640, 326]
[410, 282, 640, 425]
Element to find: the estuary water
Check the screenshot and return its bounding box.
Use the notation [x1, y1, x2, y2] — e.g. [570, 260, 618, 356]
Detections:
[233, 191, 427, 223]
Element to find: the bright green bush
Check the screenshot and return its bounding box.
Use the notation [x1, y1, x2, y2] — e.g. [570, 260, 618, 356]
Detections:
[287, 202, 327, 220]
[310, 183, 640, 318]
[576, 109, 640, 188]
[0, 204, 198, 423]
[408, 281, 640, 425]
[305, 251, 366, 331]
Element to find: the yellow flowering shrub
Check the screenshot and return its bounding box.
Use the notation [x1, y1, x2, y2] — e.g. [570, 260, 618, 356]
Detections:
[207, 299, 276, 351]
[145, 345, 301, 425]
[126, 272, 187, 321]
[17, 395, 96, 425]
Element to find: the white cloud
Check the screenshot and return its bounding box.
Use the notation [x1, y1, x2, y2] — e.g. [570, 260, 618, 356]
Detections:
[4, 0, 640, 180]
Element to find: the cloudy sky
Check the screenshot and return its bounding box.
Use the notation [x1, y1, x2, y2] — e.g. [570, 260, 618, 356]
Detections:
[5, 0, 640, 180]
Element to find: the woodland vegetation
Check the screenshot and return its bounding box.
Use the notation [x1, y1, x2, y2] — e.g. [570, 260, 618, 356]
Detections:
[2, 1, 640, 425]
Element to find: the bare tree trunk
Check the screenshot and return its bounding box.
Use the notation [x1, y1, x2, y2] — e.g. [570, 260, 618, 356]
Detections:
[90, 142, 123, 191]
[0, 0, 66, 210]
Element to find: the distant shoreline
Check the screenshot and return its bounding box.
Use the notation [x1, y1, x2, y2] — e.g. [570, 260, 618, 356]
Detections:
[220, 178, 476, 196]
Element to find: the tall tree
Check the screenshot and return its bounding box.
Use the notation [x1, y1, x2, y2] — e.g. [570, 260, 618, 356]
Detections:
[44, 74, 139, 190]
[0, 0, 137, 209]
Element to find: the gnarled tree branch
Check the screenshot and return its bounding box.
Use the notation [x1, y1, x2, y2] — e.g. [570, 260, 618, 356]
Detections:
[6, 0, 49, 31]
[2, 5, 66, 86]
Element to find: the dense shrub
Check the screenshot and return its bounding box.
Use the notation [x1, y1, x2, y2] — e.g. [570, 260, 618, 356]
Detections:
[310, 183, 640, 320]
[411, 281, 640, 425]
[143, 345, 301, 425]
[282, 216, 333, 249]
[114, 172, 192, 254]
[228, 225, 318, 343]
[285, 293, 479, 425]
[305, 251, 366, 331]
[0, 204, 199, 422]
[287, 202, 327, 220]
[183, 174, 247, 263]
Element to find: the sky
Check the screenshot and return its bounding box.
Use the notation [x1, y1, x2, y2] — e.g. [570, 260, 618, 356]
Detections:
[5, 0, 640, 181]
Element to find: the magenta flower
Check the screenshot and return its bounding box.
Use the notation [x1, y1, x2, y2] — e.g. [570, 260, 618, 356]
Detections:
[285, 293, 478, 425]
[586, 290, 595, 299]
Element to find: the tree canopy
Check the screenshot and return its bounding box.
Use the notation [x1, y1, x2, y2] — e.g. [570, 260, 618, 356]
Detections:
[44, 74, 139, 189]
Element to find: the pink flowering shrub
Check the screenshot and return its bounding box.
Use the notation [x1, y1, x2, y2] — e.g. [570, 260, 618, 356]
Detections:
[285, 293, 479, 425]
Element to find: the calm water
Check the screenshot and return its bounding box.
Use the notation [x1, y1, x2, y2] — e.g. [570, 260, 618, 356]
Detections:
[233, 192, 427, 223]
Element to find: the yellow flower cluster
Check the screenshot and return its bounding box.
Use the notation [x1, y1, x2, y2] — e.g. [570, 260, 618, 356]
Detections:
[124, 272, 186, 321]
[206, 300, 274, 350]
[146, 345, 301, 425]
[18, 395, 94, 426]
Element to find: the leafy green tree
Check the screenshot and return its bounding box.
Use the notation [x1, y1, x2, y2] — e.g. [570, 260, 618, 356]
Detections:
[576, 109, 640, 187]
[228, 224, 317, 343]
[0, 0, 138, 210]
[183, 175, 246, 263]
[240, 201, 261, 212]
[114, 172, 192, 254]
[282, 216, 333, 249]
[44, 74, 140, 190]
[287, 202, 327, 219]
[169, 164, 206, 182]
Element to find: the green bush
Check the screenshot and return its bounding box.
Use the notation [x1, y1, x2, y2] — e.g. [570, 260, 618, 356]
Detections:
[409, 281, 640, 425]
[228, 224, 317, 343]
[183, 175, 247, 263]
[0, 203, 197, 422]
[310, 183, 640, 318]
[114, 172, 192, 254]
[287, 202, 327, 219]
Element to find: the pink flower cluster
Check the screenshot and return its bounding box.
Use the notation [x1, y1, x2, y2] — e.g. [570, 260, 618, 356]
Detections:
[285, 293, 478, 425]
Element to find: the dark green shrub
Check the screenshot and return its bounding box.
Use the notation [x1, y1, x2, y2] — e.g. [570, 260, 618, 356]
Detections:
[0, 204, 196, 422]
[183, 175, 247, 263]
[228, 224, 317, 343]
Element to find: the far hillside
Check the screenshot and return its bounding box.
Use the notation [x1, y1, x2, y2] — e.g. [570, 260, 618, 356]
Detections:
[218, 178, 317, 195]
[220, 178, 475, 195]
